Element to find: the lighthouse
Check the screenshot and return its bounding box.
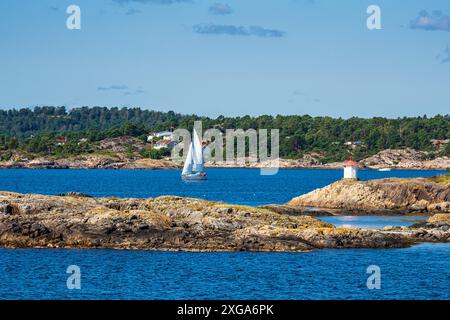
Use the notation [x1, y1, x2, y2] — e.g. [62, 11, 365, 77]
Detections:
[343, 159, 358, 179]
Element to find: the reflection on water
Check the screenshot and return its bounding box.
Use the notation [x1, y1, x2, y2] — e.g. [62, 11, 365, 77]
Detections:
[320, 215, 428, 229]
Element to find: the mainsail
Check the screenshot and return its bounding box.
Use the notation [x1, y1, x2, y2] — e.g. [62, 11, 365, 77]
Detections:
[181, 142, 193, 175]
[192, 129, 204, 173]
[182, 128, 204, 176]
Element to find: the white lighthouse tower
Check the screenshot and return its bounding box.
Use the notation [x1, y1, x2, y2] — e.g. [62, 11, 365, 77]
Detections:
[343, 159, 358, 179]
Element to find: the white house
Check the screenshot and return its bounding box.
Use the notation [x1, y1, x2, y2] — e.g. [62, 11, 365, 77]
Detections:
[147, 131, 174, 142]
[344, 141, 363, 149]
[343, 159, 358, 179]
[153, 139, 177, 150]
[147, 134, 156, 142]
[156, 131, 173, 139]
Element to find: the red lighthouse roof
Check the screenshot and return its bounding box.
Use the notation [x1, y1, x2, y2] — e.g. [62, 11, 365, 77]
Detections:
[346, 159, 358, 167]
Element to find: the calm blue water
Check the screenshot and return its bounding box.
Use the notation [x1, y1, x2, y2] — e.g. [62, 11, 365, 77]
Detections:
[0, 244, 449, 300]
[0, 169, 449, 300]
[320, 216, 429, 229]
[0, 168, 447, 206]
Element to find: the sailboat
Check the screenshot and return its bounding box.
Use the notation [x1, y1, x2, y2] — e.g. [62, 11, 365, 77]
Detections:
[181, 128, 207, 181]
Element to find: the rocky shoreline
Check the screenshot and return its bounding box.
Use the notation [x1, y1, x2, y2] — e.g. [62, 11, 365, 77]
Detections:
[0, 190, 449, 252]
[289, 174, 450, 214]
[0, 191, 410, 252]
[0, 148, 449, 170]
[0, 155, 180, 170]
[0, 170, 448, 252]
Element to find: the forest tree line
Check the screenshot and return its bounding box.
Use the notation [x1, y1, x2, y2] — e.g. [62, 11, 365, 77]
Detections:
[0, 106, 449, 162]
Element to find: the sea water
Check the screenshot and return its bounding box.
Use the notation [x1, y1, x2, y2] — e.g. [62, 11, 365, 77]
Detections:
[0, 168, 448, 299]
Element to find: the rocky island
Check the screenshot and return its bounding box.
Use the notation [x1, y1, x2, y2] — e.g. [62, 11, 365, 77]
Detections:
[0, 191, 412, 252]
[289, 173, 450, 214]
[1, 174, 449, 252]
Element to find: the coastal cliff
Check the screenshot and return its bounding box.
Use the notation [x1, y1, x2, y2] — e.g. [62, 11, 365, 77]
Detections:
[289, 174, 450, 214]
[0, 192, 407, 252]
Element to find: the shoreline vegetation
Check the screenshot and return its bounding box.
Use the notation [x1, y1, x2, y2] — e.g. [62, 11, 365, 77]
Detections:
[0, 107, 448, 251]
[0, 107, 449, 170]
[0, 174, 448, 252]
[0, 147, 449, 170]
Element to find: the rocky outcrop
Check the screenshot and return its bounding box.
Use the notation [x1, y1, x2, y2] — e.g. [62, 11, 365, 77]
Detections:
[95, 136, 146, 153]
[0, 155, 180, 170]
[359, 149, 450, 170]
[258, 204, 333, 216]
[0, 192, 408, 252]
[381, 214, 450, 243]
[289, 174, 450, 214]
[205, 153, 326, 169]
[1, 147, 449, 170]
[406, 214, 450, 242]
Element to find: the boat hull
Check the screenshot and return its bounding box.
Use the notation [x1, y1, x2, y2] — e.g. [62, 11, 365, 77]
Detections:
[182, 172, 208, 181]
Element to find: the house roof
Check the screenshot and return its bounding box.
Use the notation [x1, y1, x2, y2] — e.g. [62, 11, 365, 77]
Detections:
[156, 139, 176, 146]
[345, 159, 358, 167]
[157, 131, 173, 136]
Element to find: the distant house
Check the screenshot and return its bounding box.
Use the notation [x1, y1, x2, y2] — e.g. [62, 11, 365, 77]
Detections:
[78, 138, 88, 145]
[344, 141, 364, 149]
[156, 131, 174, 139]
[55, 137, 67, 146]
[153, 139, 177, 150]
[147, 130, 174, 142]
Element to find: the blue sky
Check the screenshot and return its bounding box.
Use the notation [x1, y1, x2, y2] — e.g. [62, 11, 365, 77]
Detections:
[0, 0, 449, 118]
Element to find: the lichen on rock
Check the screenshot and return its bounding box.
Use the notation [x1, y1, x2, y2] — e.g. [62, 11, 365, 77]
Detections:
[289, 175, 450, 214]
[0, 191, 409, 252]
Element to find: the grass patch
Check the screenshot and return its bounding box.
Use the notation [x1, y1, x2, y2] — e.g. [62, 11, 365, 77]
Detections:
[428, 173, 450, 185]
[212, 203, 273, 215]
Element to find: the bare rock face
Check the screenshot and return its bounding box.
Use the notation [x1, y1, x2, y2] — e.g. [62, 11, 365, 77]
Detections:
[428, 213, 450, 224]
[359, 149, 450, 170]
[1, 146, 449, 170]
[95, 136, 146, 153]
[0, 192, 407, 252]
[120, 158, 180, 169]
[289, 175, 450, 214]
[403, 214, 450, 242]
[205, 153, 325, 169]
[295, 227, 407, 249]
[258, 204, 333, 216]
[0, 155, 180, 170]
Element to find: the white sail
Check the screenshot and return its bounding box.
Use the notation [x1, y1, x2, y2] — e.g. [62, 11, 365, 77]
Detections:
[182, 143, 193, 176]
[192, 129, 204, 172]
[181, 127, 206, 180]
